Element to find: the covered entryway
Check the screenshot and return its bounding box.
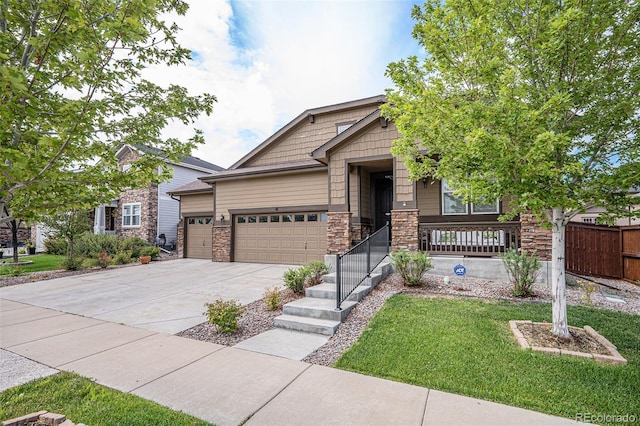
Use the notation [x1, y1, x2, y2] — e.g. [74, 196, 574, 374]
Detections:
[186, 216, 213, 259]
[234, 212, 327, 264]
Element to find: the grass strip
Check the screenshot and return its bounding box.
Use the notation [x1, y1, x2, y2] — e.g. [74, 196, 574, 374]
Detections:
[0, 372, 211, 425]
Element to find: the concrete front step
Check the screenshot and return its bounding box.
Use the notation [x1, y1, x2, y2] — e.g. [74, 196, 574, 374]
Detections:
[283, 297, 357, 322]
[305, 282, 373, 302]
[273, 315, 341, 336]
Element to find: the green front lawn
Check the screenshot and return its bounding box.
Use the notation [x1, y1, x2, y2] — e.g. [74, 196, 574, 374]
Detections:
[336, 296, 640, 421]
[0, 372, 210, 425]
[0, 254, 65, 275]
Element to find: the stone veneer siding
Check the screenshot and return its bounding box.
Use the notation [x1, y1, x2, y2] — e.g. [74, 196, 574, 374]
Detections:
[176, 221, 184, 257]
[391, 209, 419, 252]
[213, 225, 231, 262]
[520, 213, 552, 261]
[0, 224, 30, 247]
[350, 222, 375, 242]
[115, 185, 159, 244]
[327, 211, 351, 254]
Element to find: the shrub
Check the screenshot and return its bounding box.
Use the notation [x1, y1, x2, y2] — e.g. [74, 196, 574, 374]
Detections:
[140, 246, 161, 260]
[5, 265, 23, 276]
[391, 250, 433, 286]
[305, 261, 329, 287]
[113, 250, 133, 265]
[263, 287, 282, 311]
[283, 265, 311, 294]
[97, 251, 111, 268]
[500, 249, 541, 297]
[204, 299, 244, 334]
[76, 233, 119, 257]
[118, 236, 148, 258]
[577, 279, 597, 305]
[61, 257, 84, 271]
[44, 236, 69, 255]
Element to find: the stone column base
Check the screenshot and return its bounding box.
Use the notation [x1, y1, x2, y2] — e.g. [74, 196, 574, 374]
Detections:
[391, 209, 419, 252]
[176, 223, 184, 258]
[327, 211, 351, 254]
[213, 225, 231, 262]
[520, 213, 552, 261]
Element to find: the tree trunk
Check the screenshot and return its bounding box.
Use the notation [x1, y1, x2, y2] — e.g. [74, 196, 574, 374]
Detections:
[10, 219, 19, 264]
[551, 207, 570, 337]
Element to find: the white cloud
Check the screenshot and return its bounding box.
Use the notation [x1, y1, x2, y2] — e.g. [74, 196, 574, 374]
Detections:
[147, 0, 418, 169]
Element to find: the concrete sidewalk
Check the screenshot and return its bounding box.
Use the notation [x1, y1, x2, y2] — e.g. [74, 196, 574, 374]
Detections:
[0, 299, 583, 426]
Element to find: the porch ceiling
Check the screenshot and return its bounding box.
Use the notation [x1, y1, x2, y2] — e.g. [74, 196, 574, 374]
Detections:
[350, 159, 393, 173]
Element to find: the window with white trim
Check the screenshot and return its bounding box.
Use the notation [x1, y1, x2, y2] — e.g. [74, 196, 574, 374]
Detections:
[337, 122, 354, 134]
[122, 203, 141, 227]
[442, 180, 499, 215]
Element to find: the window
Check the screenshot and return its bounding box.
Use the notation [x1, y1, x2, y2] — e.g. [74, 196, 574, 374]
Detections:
[122, 164, 132, 172]
[307, 214, 318, 222]
[270, 215, 280, 222]
[442, 180, 498, 215]
[259, 215, 268, 223]
[582, 217, 596, 224]
[283, 214, 293, 223]
[248, 216, 257, 223]
[188, 218, 195, 225]
[237, 216, 246, 223]
[320, 213, 328, 222]
[122, 203, 141, 227]
[295, 214, 305, 222]
[337, 122, 354, 134]
[442, 181, 468, 214]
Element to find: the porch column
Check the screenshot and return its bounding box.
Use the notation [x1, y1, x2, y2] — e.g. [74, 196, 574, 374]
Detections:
[213, 225, 231, 262]
[520, 213, 552, 261]
[326, 211, 351, 254]
[391, 209, 419, 252]
[93, 206, 105, 234]
[176, 220, 184, 258]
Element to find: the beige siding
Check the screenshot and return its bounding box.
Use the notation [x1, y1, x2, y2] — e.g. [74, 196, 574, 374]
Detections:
[180, 193, 213, 214]
[394, 157, 415, 203]
[246, 105, 378, 167]
[216, 171, 328, 218]
[417, 178, 440, 216]
[330, 123, 398, 205]
[349, 168, 359, 216]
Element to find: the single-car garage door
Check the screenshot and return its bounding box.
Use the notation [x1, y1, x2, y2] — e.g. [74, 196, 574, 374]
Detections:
[186, 216, 213, 259]
[234, 212, 327, 264]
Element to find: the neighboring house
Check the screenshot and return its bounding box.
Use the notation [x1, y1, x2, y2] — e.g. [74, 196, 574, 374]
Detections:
[570, 189, 640, 226]
[170, 95, 550, 264]
[92, 145, 223, 247]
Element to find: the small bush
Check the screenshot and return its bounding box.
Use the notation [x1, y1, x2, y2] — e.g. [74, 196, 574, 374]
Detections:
[577, 279, 597, 305]
[263, 287, 282, 311]
[44, 236, 68, 255]
[5, 265, 23, 276]
[500, 249, 540, 297]
[140, 246, 161, 260]
[391, 250, 433, 286]
[61, 257, 84, 271]
[306, 261, 329, 287]
[283, 265, 311, 294]
[97, 251, 111, 268]
[204, 299, 244, 334]
[113, 250, 133, 265]
[76, 233, 119, 257]
[118, 237, 148, 259]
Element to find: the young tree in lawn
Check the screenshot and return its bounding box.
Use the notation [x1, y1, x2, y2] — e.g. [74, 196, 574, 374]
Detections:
[383, 0, 639, 337]
[39, 210, 91, 270]
[0, 0, 216, 263]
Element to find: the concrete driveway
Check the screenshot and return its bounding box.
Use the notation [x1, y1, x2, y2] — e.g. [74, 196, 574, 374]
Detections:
[0, 259, 291, 334]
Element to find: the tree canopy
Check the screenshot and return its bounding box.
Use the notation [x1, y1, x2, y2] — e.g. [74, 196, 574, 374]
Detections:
[0, 0, 215, 225]
[383, 0, 639, 336]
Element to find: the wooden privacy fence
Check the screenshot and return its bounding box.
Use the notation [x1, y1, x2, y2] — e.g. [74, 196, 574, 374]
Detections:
[565, 223, 640, 282]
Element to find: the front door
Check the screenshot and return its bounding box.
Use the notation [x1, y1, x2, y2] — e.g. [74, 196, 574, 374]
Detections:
[373, 172, 393, 230]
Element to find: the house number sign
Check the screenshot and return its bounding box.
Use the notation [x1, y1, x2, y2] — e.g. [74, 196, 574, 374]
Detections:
[453, 264, 467, 276]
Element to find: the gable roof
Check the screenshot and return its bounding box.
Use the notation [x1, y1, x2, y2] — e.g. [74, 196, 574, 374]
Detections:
[116, 144, 224, 173]
[230, 95, 387, 169]
[201, 159, 326, 183]
[167, 179, 212, 195]
[311, 109, 385, 163]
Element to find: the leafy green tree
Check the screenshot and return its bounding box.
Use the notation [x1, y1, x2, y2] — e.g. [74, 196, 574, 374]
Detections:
[383, 0, 639, 337]
[0, 0, 215, 249]
[40, 209, 90, 268]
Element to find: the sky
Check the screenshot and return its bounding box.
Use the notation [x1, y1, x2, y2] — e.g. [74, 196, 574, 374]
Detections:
[146, 0, 423, 169]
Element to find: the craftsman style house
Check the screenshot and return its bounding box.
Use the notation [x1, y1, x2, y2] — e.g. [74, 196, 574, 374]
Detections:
[171, 96, 549, 264]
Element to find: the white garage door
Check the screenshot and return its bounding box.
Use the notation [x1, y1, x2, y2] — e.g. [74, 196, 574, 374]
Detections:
[186, 217, 213, 259]
[234, 212, 327, 264]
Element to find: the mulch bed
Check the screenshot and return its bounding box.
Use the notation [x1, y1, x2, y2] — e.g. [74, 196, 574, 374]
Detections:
[518, 322, 611, 355]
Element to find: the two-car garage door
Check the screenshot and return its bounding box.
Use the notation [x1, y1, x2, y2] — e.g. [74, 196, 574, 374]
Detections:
[234, 212, 327, 264]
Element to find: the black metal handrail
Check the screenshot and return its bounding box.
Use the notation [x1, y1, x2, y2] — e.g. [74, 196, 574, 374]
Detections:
[336, 223, 390, 310]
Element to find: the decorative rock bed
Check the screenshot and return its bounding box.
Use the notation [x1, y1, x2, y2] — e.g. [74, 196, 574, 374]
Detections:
[510, 320, 627, 364]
